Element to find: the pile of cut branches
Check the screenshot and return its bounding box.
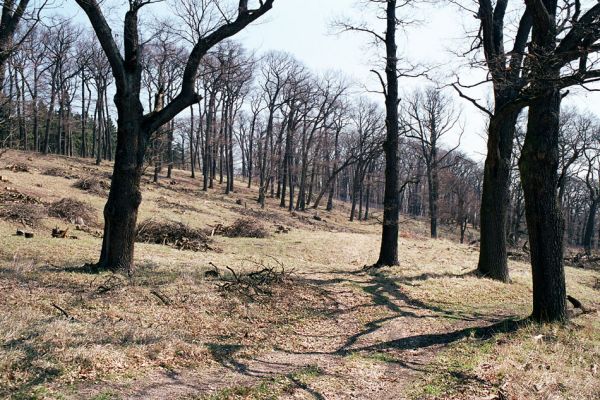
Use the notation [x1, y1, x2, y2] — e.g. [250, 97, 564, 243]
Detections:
[215, 259, 292, 299]
[48, 198, 97, 226]
[136, 219, 218, 252]
[43, 167, 79, 179]
[218, 217, 270, 238]
[0, 187, 45, 226]
[5, 163, 29, 172]
[564, 251, 600, 269]
[0, 189, 41, 205]
[73, 177, 110, 196]
[0, 203, 46, 227]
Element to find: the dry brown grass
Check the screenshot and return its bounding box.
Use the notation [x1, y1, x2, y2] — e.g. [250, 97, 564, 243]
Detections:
[0, 149, 598, 400]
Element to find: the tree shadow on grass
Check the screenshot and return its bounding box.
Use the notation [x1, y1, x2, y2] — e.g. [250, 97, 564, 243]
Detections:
[205, 343, 327, 399]
[201, 269, 527, 398]
[1, 329, 63, 398]
[288, 268, 526, 358]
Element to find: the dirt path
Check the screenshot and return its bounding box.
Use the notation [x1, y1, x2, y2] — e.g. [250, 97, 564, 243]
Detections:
[74, 267, 512, 400]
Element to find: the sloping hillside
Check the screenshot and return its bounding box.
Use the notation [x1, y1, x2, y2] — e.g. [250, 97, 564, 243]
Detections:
[0, 150, 598, 400]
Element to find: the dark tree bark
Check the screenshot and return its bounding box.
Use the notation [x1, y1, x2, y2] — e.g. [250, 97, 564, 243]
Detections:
[519, 89, 567, 323]
[477, 103, 520, 282]
[519, 0, 566, 322]
[582, 200, 598, 254]
[471, 0, 531, 282]
[375, 0, 400, 267]
[76, 0, 275, 274]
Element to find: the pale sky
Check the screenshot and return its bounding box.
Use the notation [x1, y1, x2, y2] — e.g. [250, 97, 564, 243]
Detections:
[66, 0, 600, 162]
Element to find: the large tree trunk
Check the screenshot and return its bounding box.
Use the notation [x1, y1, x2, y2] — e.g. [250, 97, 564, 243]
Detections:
[374, 0, 400, 267]
[519, 89, 567, 323]
[97, 93, 146, 275]
[477, 104, 520, 282]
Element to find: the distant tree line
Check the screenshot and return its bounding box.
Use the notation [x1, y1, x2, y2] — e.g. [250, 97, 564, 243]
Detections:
[0, 18, 483, 243]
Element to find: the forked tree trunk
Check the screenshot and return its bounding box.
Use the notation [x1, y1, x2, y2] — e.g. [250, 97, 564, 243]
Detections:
[519, 89, 567, 323]
[477, 101, 520, 282]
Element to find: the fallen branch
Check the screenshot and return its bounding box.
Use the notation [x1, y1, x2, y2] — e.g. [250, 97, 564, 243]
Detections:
[51, 303, 76, 321]
[567, 295, 597, 315]
[214, 260, 291, 300]
[150, 289, 172, 305]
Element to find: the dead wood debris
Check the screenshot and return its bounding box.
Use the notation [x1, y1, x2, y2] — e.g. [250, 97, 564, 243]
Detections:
[567, 295, 596, 315]
[150, 289, 172, 305]
[136, 219, 219, 252]
[0, 188, 41, 205]
[48, 198, 97, 226]
[5, 163, 29, 172]
[213, 217, 270, 238]
[51, 227, 78, 239]
[155, 196, 198, 214]
[16, 229, 35, 238]
[51, 303, 77, 321]
[564, 252, 600, 269]
[214, 259, 292, 300]
[43, 167, 79, 179]
[0, 202, 46, 227]
[94, 275, 125, 295]
[73, 177, 110, 196]
[275, 224, 290, 234]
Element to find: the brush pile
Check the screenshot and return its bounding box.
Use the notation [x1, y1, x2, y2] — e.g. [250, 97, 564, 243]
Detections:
[219, 217, 269, 238]
[216, 260, 292, 299]
[0, 203, 46, 227]
[0, 188, 45, 226]
[48, 198, 97, 226]
[5, 163, 29, 172]
[73, 177, 110, 196]
[136, 219, 217, 252]
[43, 167, 79, 179]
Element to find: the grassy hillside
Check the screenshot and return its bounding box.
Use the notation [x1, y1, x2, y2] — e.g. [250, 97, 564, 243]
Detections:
[0, 150, 598, 400]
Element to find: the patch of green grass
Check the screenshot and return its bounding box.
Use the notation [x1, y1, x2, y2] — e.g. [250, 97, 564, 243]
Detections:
[90, 391, 120, 400]
[201, 381, 279, 400]
[422, 383, 443, 396]
[199, 365, 323, 400]
[409, 337, 497, 399]
[289, 364, 322, 382]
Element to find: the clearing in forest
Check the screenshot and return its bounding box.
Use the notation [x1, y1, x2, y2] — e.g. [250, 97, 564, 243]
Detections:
[0, 150, 598, 400]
